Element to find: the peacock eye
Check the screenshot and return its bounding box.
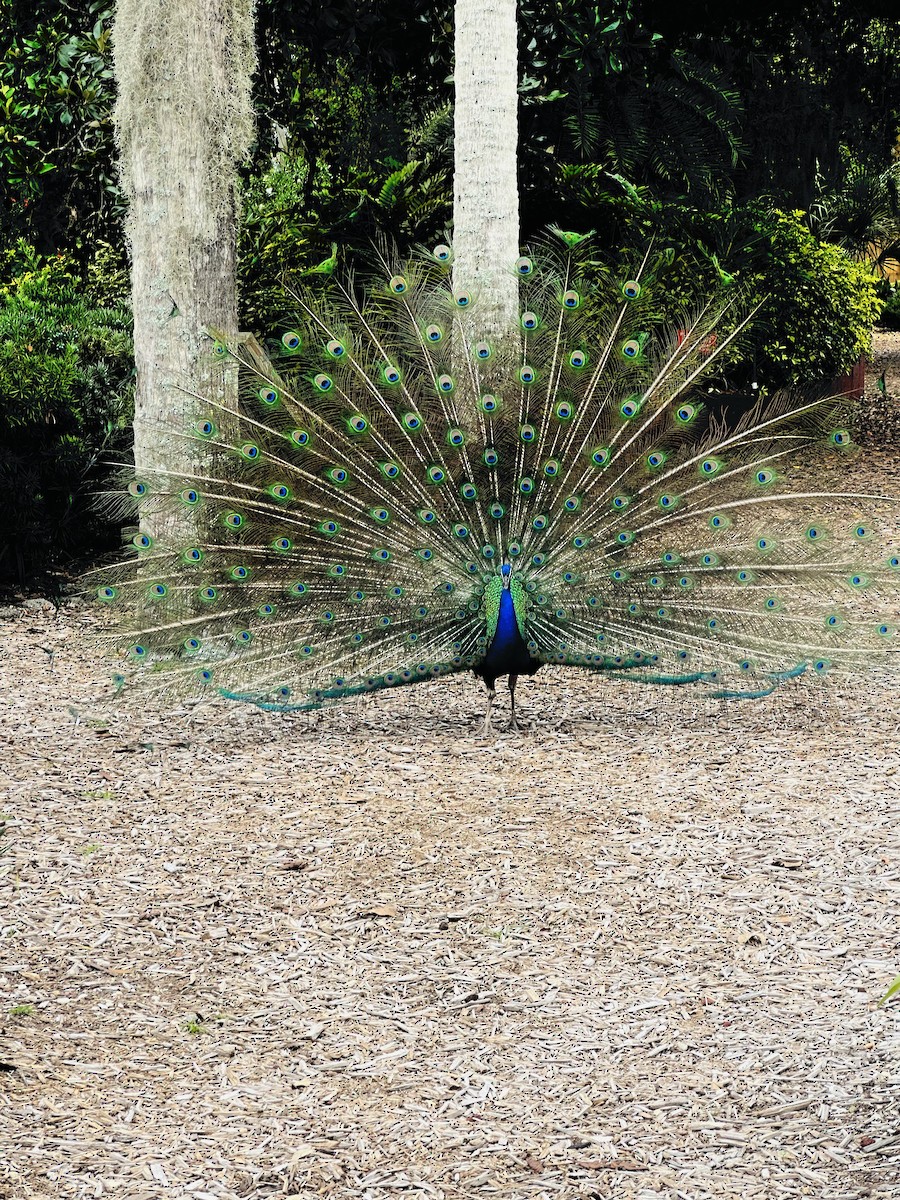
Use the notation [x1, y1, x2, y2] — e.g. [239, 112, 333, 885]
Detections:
[454, 291, 471, 307]
[425, 324, 443, 342]
[388, 274, 408, 294]
[622, 280, 641, 299]
[433, 244, 451, 261]
[281, 331, 301, 350]
[515, 256, 533, 275]
[620, 397, 641, 418]
[474, 341, 492, 359]
[561, 289, 580, 309]
[521, 311, 539, 331]
[326, 339, 345, 358]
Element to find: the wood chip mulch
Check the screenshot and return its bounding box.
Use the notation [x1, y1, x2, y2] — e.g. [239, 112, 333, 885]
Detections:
[1, 453, 899, 1200]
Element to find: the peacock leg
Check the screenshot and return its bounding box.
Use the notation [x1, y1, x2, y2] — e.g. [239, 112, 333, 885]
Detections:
[481, 685, 496, 735]
[508, 674, 519, 730]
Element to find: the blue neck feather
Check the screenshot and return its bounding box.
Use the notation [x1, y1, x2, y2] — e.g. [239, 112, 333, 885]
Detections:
[480, 586, 532, 682]
[494, 587, 520, 652]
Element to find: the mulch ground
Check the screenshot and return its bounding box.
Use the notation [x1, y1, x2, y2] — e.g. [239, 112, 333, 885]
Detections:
[2, 343, 900, 1200]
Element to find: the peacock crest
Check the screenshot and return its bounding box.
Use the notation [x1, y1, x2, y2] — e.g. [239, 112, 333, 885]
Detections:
[90, 241, 900, 726]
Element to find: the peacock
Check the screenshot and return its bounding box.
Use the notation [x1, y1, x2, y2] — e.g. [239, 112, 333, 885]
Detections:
[91, 240, 900, 732]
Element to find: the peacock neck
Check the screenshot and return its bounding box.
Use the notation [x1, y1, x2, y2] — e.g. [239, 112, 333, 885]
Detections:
[477, 583, 534, 687]
[494, 587, 519, 646]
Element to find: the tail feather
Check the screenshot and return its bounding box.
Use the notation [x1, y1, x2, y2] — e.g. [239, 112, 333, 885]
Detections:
[88, 240, 900, 712]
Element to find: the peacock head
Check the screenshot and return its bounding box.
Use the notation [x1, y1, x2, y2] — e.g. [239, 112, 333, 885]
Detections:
[501, 562, 512, 588]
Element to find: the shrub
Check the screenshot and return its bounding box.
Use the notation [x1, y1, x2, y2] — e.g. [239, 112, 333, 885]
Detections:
[238, 151, 451, 332]
[610, 203, 883, 389]
[0, 242, 133, 581]
[877, 280, 900, 330]
[744, 208, 882, 387]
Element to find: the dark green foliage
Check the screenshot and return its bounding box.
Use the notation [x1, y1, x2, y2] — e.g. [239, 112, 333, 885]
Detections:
[810, 161, 900, 274]
[0, 2, 119, 253]
[519, 3, 744, 203]
[642, 206, 882, 388]
[238, 60, 450, 329]
[878, 282, 900, 330]
[745, 210, 882, 386]
[536, 177, 882, 389]
[240, 153, 451, 329]
[0, 243, 133, 580]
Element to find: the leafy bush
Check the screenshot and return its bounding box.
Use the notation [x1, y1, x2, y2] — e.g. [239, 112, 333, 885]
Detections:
[239, 151, 450, 331]
[0, 242, 133, 581]
[877, 280, 900, 330]
[744, 209, 882, 386]
[0, 4, 120, 253]
[578, 195, 883, 389]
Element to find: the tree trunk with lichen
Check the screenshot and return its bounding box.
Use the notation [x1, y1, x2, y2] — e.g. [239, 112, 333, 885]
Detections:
[452, 0, 519, 338]
[113, 0, 255, 540]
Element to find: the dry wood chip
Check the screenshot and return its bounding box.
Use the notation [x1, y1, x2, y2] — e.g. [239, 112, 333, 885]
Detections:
[2, 430, 900, 1200]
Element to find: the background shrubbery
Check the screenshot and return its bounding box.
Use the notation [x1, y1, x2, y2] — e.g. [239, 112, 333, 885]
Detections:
[0, 1, 898, 582]
[0, 240, 132, 581]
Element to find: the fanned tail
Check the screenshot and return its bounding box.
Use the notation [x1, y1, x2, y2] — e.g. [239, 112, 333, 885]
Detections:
[87, 239, 900, 713]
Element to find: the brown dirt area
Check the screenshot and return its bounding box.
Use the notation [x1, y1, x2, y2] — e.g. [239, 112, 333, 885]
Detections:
[2, 344, 900, 1200]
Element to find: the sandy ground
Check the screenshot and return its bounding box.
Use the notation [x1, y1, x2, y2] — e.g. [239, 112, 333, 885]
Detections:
[2, 337, 900, 1199]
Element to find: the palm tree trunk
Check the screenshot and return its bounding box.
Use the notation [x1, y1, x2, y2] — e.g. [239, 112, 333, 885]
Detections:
[113, 0, 256, 540]
[452, 0, 519, 338]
